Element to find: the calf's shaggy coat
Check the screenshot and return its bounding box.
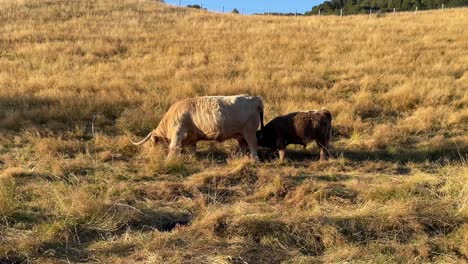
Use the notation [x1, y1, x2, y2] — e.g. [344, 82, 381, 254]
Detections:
[132, 95, 264, 159]
[257, 108, 332, 161]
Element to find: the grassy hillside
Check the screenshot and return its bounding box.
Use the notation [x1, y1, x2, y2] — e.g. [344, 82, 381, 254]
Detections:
[0, 0, 467, 263]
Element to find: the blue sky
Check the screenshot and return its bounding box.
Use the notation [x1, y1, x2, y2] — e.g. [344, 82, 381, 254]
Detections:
[164, 0, 322, 14]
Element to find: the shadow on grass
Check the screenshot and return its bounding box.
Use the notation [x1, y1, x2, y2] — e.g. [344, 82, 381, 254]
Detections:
[0, 255, 28, 264]
[195, 148, 229, 163]
[130, 207, 191, 232]
[264, 146, 467, 164]
[33, 207, 192, 262]
[237, 244, 292, 264]
[338, 147, 467, 163]
[285, 174, 353, 184]
[257, 147, 312, 163]
[330, 202, 465, 246]
[0, 95, 131, 134]
[332, 215, 417, 245]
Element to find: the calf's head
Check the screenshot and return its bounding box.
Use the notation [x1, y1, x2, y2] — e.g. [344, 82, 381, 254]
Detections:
[256, 130, 264, 146]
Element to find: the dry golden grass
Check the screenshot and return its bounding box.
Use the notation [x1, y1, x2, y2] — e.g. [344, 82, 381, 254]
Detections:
[0, 0, 467, 263]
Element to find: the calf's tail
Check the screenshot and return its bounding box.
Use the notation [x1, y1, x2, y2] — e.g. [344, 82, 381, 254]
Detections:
[321, 107, 332, 121]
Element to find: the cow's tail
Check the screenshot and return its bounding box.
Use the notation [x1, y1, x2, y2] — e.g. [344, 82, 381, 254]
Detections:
[257, 97, 265, 139]
[131, 131, 152, 146]
[321, 107, 332, 142]
[260, 110, 265, 131]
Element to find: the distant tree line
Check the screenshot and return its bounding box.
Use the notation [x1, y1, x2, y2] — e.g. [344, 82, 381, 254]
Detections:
[255, 12, 303, 16]
[186, 4, 207, 10]
[305, 0, 468, 15]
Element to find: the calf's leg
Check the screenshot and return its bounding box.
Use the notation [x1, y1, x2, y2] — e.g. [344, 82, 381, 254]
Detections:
[316, 139, 329, 161]
[278, 148, 286, 162]
[276, 138, 287, 162]
[184, 144, 197, 155]
[276, 135, 286, 161]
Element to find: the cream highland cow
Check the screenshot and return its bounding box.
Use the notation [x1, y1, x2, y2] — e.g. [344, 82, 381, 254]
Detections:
[132, 95, 264, 160]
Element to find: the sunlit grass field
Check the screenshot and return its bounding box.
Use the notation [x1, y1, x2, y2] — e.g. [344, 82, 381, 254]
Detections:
[0, 0, 467, 262]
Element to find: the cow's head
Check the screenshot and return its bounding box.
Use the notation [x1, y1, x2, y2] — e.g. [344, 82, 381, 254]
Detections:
[151, 135, 169, 146]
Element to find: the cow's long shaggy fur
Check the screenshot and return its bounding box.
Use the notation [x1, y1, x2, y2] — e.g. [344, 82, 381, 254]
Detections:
[133, 95, 264, 159]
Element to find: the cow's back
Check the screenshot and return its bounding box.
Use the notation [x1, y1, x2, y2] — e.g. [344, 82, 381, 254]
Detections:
[159, 95, 261, 142]
[217, 95, 263, 137]
[192, 95, 262, 140]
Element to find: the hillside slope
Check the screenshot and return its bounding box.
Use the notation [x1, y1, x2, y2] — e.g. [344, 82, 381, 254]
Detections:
[0, 0, 467, 263]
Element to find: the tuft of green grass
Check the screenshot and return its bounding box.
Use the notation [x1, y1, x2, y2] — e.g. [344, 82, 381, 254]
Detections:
[0, 177, 17, 221]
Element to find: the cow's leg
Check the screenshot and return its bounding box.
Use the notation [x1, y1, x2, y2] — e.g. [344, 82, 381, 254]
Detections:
[168, 143, 181, 160]
[237, 138, 248, 155]
[167, 129, 185, 160]
[316, 138, 329, 161]
[242, 132, 259, 161]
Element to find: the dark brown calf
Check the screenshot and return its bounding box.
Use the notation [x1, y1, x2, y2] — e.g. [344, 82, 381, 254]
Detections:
[256, 108, 332, 161]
